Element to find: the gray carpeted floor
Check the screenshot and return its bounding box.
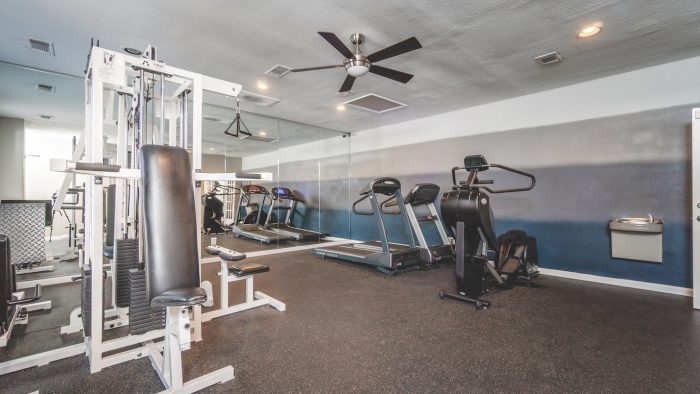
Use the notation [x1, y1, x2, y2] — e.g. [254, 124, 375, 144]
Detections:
[0, 250, 699, 393]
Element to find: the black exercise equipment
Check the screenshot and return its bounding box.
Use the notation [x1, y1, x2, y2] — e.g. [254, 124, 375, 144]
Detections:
[312, 177, 421, 275]
[202, 182, 238, 234]
[382, 183, 454, 266]
[232, 185, 293, 243]
[266, 187, 326, 241]
[439, 155, 539, 309]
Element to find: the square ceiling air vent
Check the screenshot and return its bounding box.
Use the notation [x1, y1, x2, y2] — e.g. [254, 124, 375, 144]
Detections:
[28, 38, 55, 56]
[344, 94, 407, 114]
[265, 64, 291, 78]
[240, 91, 280, 107]
[534, 51, 562, 66]
[37, 83, 55, 93]
[240, 133, 278, 143]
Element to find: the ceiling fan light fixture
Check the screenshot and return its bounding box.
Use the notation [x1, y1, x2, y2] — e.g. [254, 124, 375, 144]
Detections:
[345, 59, 370, 77]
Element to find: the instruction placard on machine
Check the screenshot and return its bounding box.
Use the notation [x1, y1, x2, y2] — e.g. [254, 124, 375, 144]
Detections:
[96, 52, 126, 86]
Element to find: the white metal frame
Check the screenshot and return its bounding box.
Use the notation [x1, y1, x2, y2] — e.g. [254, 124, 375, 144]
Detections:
[0, 46, 253, 390]
[693, 108, 700, 310]
[0, 291, 52, 347]
[201, 245, 285, 323]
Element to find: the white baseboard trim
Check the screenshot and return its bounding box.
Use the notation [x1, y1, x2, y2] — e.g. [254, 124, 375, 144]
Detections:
[540, 268, 692, 297]
[45, 234, 69, 242]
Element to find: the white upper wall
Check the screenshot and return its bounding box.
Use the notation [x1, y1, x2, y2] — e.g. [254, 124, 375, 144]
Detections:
[244, 54, 700, 170]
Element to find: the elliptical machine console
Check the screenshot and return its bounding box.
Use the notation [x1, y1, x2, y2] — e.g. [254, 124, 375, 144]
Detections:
[439, 155, 540, 309]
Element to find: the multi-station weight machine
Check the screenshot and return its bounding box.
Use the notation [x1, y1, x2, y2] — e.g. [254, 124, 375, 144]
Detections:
[0, 44, 276, 393]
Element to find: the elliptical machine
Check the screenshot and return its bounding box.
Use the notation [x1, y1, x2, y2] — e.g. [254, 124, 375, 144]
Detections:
[439, 155, 539, 309]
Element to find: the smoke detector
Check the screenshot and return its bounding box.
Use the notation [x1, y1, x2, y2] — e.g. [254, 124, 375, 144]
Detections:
[534, 51, 563, 66]
[264, 64, 292, 79]
[27, 38, 55, 56]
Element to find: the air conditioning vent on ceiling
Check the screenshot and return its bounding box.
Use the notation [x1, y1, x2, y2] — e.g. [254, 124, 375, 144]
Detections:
[240, 91, 280, 107]
[37, 83, 55, 93]
[38, 114, 54, 120]
[28, 38, 54, 55]
[534, 51, 562, 66]
[240, 134, 279, 143]
[344, 94, 406, 114]
[264, 64, 291, 78]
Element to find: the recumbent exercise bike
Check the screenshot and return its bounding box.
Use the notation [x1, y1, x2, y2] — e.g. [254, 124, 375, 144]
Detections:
[439, 155, 540, 309]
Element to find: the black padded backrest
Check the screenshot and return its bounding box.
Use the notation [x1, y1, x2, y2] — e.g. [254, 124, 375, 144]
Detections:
[140, 145, 200, 301]
[105, 184, 116, 247]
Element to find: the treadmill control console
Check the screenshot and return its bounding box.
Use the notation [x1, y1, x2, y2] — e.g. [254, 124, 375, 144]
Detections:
[464, 155, 489, 171]
[243, 185, 268, 195]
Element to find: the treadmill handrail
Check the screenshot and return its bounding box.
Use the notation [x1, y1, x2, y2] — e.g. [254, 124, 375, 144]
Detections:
[379, 195, 401, 215]
[352, 194, 372, 215]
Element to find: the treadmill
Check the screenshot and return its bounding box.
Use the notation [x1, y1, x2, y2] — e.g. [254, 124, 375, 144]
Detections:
[382, 183, 454, 265]
[231, 185, 293, 244]
[312, 177, 421, 275]
[265, 187, 326, 241]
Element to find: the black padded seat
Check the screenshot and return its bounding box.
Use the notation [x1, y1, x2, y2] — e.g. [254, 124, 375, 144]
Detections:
[151, 287, 208, 307]
[228, 263, 269, 277]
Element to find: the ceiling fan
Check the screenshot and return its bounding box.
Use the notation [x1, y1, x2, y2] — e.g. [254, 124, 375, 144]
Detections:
[291, 32, 422, 93]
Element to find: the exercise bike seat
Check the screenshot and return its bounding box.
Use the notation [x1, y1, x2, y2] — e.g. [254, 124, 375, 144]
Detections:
[151, 286, 208, 307]
[228, 263, 269, 277]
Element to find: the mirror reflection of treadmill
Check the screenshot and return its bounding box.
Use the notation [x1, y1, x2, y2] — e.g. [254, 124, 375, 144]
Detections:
[312, 177, 421, 275]
[266, 187, 326, 241]
[231, 185, 294, 244]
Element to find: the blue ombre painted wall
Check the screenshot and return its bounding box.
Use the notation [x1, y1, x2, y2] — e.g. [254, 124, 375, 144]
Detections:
[244, 56, 700, 289]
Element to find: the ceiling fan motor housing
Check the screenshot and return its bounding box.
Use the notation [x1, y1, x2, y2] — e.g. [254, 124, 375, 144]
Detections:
[345, 55, 370, 77]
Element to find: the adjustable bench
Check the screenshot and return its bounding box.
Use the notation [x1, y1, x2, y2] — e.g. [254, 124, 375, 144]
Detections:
[201, 244, 285, 322]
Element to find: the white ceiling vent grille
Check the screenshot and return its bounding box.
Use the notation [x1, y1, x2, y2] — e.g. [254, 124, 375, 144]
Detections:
[264, 64, 291, 78]
[240, 91, 280, 107]
[344, 94, 407, 114]
[240, 134, 279, 143]
[37, 83, 55, 93]
[534, 51, 562, 66]
[28, 38, 54, 55]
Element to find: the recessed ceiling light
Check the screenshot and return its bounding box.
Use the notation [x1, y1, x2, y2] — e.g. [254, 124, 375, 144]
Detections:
[209, 148, 216, 151]
[256, 81, 269, 90]
[336, 104, 346, 112]
[577, 22, 603, 39]
[124, 47, 142, 55]
[258, 130, 267, 136]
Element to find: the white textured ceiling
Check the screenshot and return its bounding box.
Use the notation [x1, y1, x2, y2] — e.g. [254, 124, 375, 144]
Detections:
[1, 0, 700, 134]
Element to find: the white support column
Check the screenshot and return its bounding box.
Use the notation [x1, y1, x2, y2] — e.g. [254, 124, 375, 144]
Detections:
[192, 76, 204, 338]
[167, 100, 177, 147]
[693, 108, 700, 309]
[220, 260, 229, 309]
[87, 74, 105, 373]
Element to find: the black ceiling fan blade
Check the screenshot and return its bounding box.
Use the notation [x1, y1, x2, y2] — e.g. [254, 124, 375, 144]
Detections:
[339, 75, 356, 92]
[291, 65, 344, 72]
[318, 32, 355, 59]
[369, 65, 414, 83]
[366, 36, 422, 63]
